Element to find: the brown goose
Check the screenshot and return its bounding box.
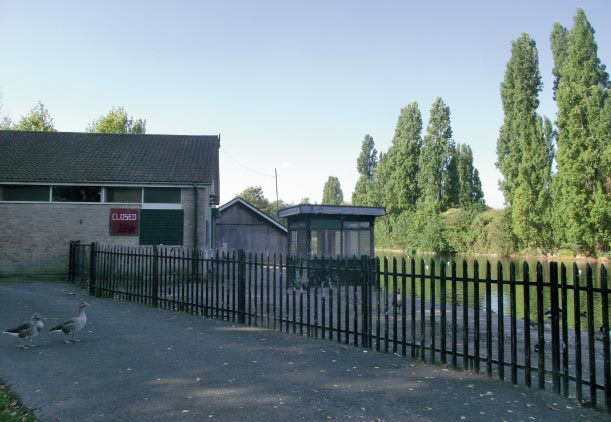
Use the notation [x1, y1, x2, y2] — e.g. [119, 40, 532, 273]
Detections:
[49, 300, 89, 343]
[3, 314, 44, 349]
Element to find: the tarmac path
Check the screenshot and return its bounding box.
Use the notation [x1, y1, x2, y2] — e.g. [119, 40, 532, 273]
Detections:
[0, 280, 607, 421]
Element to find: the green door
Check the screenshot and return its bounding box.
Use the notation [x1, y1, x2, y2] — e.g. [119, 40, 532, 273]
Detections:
[140, 209, 184, 245]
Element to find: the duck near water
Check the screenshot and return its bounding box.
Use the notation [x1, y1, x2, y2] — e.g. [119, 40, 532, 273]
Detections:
[3, 314, 44, 349]
[48, 300, 89, 343]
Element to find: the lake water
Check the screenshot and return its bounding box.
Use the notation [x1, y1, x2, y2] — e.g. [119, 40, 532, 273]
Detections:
[374, 250, 609, 331]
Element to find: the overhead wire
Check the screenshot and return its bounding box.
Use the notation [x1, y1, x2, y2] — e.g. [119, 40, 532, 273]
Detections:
[220, 149, 276, 178]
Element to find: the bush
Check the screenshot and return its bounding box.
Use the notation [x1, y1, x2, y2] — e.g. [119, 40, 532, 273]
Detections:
[470, 209, 516, 255]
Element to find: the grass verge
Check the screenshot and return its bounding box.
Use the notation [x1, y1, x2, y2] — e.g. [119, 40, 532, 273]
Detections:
[0, 381, 35, 422]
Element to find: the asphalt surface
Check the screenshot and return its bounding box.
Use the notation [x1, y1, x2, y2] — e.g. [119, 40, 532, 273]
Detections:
[0, 280, 607, 422]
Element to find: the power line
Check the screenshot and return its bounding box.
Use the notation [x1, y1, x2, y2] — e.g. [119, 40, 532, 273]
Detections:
[220, 149, 276, 178]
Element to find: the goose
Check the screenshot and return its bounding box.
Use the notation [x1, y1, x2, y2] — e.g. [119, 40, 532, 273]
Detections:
[595, 326, 610, 342]
[3, 314, 44, 349]
[49, 300, 89, 343]
[393, 293, 403, 307]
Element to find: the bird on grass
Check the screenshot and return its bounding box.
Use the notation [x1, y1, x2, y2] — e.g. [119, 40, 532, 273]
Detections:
[544, 309, 586, 319]
[3, 314, 44, 349]
[48, 300, 89, 344]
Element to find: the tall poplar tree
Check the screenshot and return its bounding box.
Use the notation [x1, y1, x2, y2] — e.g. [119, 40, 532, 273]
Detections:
[382, 102, 423, 215]
[418, 97, 455, 211]
[550, 23, 570, 101]
[554, 9, 609, 253]
[352, 134, 377, 206]
[496, 33, 554, 250]
[322, 176, 344, 205]
[456, 143, 484, 209]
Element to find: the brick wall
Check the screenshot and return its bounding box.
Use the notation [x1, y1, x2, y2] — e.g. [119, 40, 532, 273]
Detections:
[0, 186, 211, 278]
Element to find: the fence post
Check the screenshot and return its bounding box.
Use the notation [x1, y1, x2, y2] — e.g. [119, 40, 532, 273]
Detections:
[89, 242, 97, 296]
[238, 249, 246, 324]
[550, 262, 561, 395]
[68, 241, 75, 282]
[361, 255, 369, 348]
[152, 245, 159, 307]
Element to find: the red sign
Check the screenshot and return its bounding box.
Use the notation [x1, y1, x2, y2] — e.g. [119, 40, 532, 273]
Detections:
[109, 208, 139, 236]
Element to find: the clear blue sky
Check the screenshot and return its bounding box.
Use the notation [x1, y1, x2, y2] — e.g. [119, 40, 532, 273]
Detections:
[1, 1, 609, 208]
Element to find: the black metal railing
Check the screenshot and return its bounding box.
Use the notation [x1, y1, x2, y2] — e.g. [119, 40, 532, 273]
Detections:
[70, 242, 611, 412]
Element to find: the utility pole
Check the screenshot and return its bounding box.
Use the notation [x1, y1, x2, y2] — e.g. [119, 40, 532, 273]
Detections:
[275, 168, 279, 216]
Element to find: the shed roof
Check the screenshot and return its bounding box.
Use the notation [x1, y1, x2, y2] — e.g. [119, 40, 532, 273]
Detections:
[0, 131, 220, 200]
[219, 197, 288, 233]
[278, 204, 386, 218]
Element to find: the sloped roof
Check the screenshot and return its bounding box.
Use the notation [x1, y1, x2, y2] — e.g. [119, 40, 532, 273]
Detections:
[0, 131, 220, 190]
[219, 197, 288, 233]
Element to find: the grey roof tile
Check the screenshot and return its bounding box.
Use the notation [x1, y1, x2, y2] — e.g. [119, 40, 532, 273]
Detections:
[0, 131, 220, 188]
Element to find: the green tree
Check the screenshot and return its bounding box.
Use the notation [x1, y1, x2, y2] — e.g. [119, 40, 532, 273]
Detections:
[322, 176, 344, 205]
[383, 102, 423, 215]
[356, 134, 377, 178]
[11, 102, 56, 131]
[456, 143, 484, 209]
[550, 23, 570, 101]
[238, 186, 292, 223]
[554, 9, 609, 253]
[300, 197, 311, 204]
[352, 176, 372, 206]
[496, 33, 553, 250]
[418, 97, 455, 212]
[239, 186, 270, 211]
[87, 107, 146, 134]
[352, 134, 377, 206]
[443, 142, 459, 209]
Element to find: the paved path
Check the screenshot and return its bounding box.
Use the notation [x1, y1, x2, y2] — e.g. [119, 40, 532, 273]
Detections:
[0, 281, 607, 422]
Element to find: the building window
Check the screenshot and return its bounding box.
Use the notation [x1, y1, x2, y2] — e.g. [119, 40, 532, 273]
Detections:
[106, 187, 142, 203]
[311, 229, 341, 257]
[0, 185, 49, 201]
[359, 230, 371, 256]
[289, 230, 297, 256]
[342, 221, 370, 257]
[143, 187, 181, 203]
[52, 186, 101, 202]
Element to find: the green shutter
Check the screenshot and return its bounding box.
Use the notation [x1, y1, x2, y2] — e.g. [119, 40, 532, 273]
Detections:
[140, 210, 184, 245]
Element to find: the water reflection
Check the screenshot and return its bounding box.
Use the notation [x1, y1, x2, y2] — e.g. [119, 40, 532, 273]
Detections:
[374, 251, 609, 331]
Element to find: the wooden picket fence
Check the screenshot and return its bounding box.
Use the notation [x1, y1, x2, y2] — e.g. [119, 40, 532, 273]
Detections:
[69, 242, 611, 412]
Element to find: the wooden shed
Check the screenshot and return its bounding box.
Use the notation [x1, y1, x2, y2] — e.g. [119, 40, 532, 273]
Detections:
[278, 204, 386, 258]
[215, 197, 287, 256]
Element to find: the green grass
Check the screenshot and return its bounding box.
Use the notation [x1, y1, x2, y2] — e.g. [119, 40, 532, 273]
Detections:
[0, 381, 35, 422]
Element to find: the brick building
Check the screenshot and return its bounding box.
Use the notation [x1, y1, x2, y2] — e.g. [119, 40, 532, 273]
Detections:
[0, 131, 220, 277]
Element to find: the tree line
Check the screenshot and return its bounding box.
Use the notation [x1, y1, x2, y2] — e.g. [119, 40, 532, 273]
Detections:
[0, 102, 146, 134]
[334, 9, 609, 257]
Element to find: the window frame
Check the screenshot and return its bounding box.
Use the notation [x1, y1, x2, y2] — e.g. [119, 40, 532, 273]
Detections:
[0, 184, 186, 207]
[0, 185, 51, 202]
[52, 185, 103, 203]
